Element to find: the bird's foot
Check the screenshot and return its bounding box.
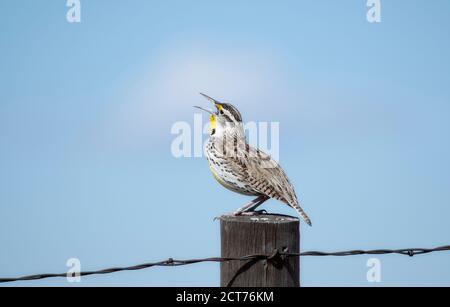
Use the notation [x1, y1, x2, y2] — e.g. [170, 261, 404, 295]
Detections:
[233, 209, 268, 216]
[213, 209, 268, 221]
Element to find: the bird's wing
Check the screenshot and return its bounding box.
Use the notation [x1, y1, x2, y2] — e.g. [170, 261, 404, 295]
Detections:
[233, 144, 312, 226]
[243, 145, 297, 204]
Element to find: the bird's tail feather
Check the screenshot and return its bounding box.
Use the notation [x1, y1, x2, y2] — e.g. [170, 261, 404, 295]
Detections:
[291, 203, 312, 226]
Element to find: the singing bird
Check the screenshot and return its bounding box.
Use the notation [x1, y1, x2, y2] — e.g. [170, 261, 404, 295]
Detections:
[195, 93, 312, 226]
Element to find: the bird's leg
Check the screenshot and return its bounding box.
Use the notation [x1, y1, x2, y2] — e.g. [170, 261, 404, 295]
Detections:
[214, 196, 269, 220]
[233, 195, 269, 216]
[214, 197, 261, 220]
[227, 196, 263, 216]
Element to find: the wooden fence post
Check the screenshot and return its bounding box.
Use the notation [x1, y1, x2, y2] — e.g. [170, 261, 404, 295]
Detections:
[220, 214, 300, 287]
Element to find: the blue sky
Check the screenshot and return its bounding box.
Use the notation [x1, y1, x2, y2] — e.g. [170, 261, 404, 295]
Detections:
[1, 0, 449, 286]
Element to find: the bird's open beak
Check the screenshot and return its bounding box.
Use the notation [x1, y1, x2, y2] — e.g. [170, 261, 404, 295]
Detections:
[199, 93, 223, 111]
[193, 105, 213, 114]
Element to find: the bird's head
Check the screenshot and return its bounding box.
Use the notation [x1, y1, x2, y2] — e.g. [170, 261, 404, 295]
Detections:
[194, 93, 244, 137]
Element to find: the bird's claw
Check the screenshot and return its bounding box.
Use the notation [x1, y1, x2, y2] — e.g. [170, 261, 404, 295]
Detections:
[234, 209, 268, 216]
[213, 209, 268, 221]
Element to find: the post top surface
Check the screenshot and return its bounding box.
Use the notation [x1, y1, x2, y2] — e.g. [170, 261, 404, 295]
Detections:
[218, 214, 299, 224]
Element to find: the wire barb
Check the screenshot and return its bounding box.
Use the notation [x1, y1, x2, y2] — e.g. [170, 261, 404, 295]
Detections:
[1, 245, 449, 284]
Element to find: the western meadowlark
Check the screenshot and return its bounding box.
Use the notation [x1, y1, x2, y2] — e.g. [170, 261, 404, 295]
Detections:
[195, 93, 312, 226]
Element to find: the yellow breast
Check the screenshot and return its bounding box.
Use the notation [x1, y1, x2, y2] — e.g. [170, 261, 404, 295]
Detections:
[208, 162, 230, 190]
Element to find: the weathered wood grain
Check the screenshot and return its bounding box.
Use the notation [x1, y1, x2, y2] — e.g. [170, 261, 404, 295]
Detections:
[220, 214, 300, 287]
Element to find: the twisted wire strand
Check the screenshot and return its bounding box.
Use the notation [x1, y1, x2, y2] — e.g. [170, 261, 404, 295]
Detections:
[1, 245, 449, 283]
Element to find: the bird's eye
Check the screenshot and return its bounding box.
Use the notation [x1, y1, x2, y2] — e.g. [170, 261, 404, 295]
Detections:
[211, 128, 216, 135]
[219, 110, 224, 115]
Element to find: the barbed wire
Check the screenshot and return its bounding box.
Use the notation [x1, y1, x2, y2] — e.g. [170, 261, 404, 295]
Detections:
[1, 245, 449, 284]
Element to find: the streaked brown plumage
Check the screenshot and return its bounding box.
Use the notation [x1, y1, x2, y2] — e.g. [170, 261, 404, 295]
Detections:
[196, 93, 312, 226]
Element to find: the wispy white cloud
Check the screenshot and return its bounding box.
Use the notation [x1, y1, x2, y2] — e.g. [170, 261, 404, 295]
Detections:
[101, 39, 295, 148]
[97, 38, 400, 151]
